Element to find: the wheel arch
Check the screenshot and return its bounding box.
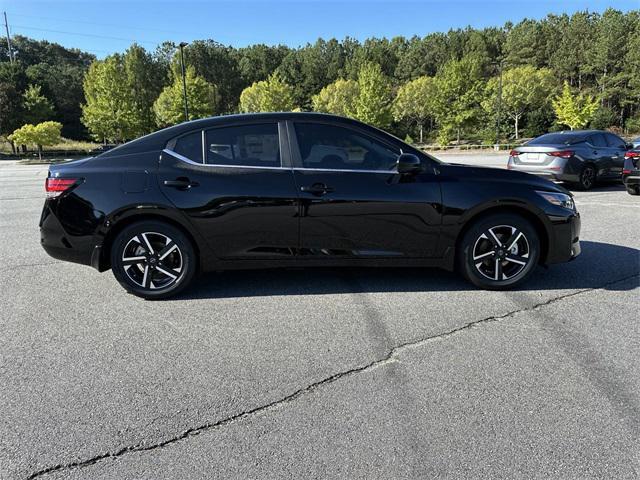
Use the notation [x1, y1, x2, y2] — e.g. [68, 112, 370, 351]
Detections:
[453, 205, 551, 268]
[98, 210, 205, 272]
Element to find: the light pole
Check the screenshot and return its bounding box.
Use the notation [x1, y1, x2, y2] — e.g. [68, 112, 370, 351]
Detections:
[494, 59, 505, 150]
[179, 42, 189, 122]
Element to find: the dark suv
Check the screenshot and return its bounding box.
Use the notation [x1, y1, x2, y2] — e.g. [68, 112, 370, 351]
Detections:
[40, 113, 581, 299]
[508, 130, 630, 190]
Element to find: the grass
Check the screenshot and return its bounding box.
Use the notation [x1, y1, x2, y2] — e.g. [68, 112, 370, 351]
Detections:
[0, 137, 101, 155]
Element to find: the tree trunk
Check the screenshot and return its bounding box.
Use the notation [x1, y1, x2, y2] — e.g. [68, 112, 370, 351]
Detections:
[456, 128, 460, 144]
[38, 145, 43, 161]
[514, 115, 519, 140]
[10, 140, 15, 155]
[418, 123, 423, 144]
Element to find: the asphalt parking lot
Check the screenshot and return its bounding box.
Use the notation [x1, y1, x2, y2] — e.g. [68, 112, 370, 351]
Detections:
[1, 155, 639, 479]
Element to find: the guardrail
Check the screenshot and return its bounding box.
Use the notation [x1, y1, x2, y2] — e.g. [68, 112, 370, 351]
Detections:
[416, 143, 521, 152]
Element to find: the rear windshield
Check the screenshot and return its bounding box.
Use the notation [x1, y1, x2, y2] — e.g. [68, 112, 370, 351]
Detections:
[527, 133, 586, 145]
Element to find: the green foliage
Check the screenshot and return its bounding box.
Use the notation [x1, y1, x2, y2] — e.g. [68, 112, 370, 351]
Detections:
[625, 115, 640, 134]
[485, 66, 555, 139]
[392, 76, 437, 143]
[552, 81, 599, 130]
[590, 107, 618, 130]
[81, 55, 136, 142]
[311, 78, 359, 117]
[239, 73, 297, 113]
[0, 82, 21, 137]
[154, 66, 218, 127]
[8, 121, 62, 159]
[433, 56, 485, 144]
[353, 62, 392, 129]
[22, 84, 54, 124]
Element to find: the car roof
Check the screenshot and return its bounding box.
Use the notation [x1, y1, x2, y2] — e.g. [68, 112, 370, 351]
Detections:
[98, 112, 375, 158]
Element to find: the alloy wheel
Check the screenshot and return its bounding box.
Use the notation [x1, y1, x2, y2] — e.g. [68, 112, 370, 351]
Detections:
[121, 232, 183, 290]
[472, 225, 530, 281]
[580, 166, 595, 189]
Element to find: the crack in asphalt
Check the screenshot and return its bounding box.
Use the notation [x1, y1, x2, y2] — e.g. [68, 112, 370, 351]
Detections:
[27, 273, 640, 479]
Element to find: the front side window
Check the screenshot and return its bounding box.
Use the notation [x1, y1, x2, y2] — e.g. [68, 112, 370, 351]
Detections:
[294, 123, 400, 171]
[173, 131, 203, 163]
[205, 123, 280, 167]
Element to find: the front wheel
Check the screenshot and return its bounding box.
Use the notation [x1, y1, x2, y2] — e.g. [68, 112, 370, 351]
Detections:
[110, 221, 197, 299]
[458, 214, 540, 290]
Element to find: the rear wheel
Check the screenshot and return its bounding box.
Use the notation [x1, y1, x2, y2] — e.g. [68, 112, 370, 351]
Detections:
[110, 221, 197, 299]
[576, 164, 596, 190]
[627, 185, 640, 195]
[458, 214, 540, 290]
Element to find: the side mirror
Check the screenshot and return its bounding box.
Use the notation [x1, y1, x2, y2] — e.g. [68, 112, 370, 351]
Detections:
[396, 153, 423, 174]
[626, 143, 635, 151]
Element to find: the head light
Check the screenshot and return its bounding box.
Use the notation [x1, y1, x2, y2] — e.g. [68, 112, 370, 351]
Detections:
[535, 191, 575, 210]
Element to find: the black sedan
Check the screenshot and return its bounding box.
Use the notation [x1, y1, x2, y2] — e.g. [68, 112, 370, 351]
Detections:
[40, 113, 581, 299]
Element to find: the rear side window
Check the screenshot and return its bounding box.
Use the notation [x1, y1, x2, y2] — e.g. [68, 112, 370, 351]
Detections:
[605, 133, 626, 149]
[205, 123, 280, 167]
[173, 131, 203, 163]
[528, 133, 584, 145]
[589, 134, 607, 147]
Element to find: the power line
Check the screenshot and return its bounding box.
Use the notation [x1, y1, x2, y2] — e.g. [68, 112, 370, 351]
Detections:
[7, 12, 194, 37]
[11, 24, 160, 46]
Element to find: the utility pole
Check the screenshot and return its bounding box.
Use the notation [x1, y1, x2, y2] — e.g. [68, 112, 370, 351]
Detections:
[3, 11, 14, 63]
[179, 42, 189, 122]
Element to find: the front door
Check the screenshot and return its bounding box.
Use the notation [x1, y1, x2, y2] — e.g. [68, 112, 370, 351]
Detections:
[158, 121, 299, 260]
[288, 121, 441, 259]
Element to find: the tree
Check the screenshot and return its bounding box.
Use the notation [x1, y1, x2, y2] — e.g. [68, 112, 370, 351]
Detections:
[311, 78, 359, 117]
[22, 84, 54, 124]
[433, 56, 485, 144]
[81, 55, 137, 142]
[485, 66, 555, 139]
[239, 73, 297, 112]
[154, 66, 218, 127]
[392, 76, 437, 143]
[353, 62, 392, 129]
[8, 121, 62, 160]
[552, 81, 599, 130]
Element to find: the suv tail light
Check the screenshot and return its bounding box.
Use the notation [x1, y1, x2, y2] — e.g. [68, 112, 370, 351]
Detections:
[509, 150, 520, 156]
[45, 178, 77, 198]
[626, 151, 640, 170]
[548, 150, 574, 158]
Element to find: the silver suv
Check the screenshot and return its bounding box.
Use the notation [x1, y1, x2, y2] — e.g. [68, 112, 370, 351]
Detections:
[507, 130, 630, 190]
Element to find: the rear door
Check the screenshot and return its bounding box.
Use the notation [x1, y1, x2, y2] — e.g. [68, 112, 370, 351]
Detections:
[288, 120, 441, 259]
[604, 133, 627, 178]
[158, 121, 300, 260]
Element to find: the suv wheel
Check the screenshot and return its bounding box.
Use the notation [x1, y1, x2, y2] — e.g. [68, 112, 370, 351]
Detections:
[626, 185, 640, 195]
[110, 221, 197, 299]
[458, 214, 540, 290]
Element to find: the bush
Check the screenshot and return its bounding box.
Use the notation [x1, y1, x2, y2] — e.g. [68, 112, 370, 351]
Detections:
[524, 108, 554, 137]
[626, 115, 640, 134]
[590, 107, 618, 130]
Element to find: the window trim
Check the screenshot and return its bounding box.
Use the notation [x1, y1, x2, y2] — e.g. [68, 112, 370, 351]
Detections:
[164, 121, 287, 169]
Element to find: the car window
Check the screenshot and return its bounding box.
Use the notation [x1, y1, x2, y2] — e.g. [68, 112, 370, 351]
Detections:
[528, 133, 587, 145]
[605, 133, 626, 149]
[173, 131, 203, 163]
[205, 123, 280, 167]
[589, 133, 607, 147]
[294, 123, 400, 171]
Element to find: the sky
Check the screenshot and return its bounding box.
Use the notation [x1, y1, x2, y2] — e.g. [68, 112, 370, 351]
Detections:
[2, 0, 639, 57]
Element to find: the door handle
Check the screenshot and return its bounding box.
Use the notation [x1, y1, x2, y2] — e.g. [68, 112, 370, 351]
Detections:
[163, 178, 199, 190]
[300, 183, 334, 196]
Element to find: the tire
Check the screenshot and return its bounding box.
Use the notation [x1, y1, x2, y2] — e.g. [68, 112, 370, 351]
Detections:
[627, 185, 640, 196]
[110, 220, 197, 299]
[575, 164, 597, 190]
[458, 214, 540, 290]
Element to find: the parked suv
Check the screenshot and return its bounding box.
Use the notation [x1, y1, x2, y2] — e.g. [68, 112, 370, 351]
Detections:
[622, 149, 640, 195]
[508, 130, 630, 190]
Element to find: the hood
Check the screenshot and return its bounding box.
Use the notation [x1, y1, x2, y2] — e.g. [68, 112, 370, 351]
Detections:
[440, 163, 572, 195]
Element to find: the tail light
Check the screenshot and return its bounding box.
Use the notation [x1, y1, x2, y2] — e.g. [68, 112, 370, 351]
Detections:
[548, 150, 574, 159]
[45, 178, 78, 198]
[509, 150, 520, 157]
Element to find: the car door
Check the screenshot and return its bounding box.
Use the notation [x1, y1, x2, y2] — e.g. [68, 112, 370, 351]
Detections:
[288, 120, 441, 259]
[604, 132, 627, 178]
[587, 133, 610, 175]
[158, 121, 300, 260]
